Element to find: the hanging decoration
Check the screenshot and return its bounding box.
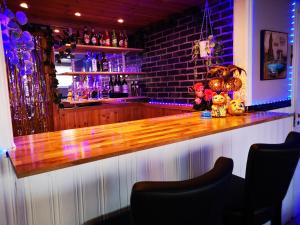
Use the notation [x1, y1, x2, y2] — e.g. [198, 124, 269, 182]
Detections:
[191, 0, 224, 68]
[1, 1, 58, 135]
[207, 65, 246, 92]
[0, 2, 35, 76]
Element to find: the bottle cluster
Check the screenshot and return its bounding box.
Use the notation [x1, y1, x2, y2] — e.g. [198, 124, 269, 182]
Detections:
[108, 76, 141, 98]
[79, 53, 125, 73]
[77, 26, 128, 48]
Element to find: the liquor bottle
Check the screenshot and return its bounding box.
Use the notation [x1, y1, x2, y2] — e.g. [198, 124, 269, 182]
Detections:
[118, 31, 124, 47]
[98, 32, 103, 46]
[76, 30, 82, 45]
[90, 28, 98, 45]
[101, 53, 109, 72]
[122, 75, 128, 95]
[86, 53, 92, 72]
[124, 31, 128, 48]
[96, 54, 102, 72]
[104, 30, 110, 46]
[111, 30, 118, 47]
[91, 54, 97, 72]
[135, 81, 140, 96]
[131, 81, 135, 96]
[83, 26, 90, 45]
[109, 75, 114, 94]
[114, 75, 121, 94]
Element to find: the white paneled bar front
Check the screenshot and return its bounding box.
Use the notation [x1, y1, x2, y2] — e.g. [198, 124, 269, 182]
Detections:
[0, 117, 298, 225]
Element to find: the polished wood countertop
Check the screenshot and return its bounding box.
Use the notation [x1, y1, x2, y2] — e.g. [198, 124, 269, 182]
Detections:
[9, 112, 291, 178]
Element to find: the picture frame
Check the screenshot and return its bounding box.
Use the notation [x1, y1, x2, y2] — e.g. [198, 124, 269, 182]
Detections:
[260, 30, 288, 80]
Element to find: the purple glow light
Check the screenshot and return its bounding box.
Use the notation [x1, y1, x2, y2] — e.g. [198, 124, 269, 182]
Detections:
[149, 101, 193, 107]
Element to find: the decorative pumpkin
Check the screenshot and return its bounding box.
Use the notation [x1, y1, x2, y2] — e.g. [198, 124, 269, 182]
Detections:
[209, 78, 224, 92]
[211, 92, 227, 117]
[228, 99, 245, 116]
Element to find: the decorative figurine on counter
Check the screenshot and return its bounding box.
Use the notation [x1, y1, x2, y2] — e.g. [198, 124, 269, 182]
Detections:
[228, 99, 245, 116]
[211, 92, 227, 117]
[67, 89, 73, 101]
[190, 82, 213, 111]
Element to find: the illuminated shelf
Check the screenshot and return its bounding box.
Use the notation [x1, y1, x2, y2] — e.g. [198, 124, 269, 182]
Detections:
[57, 72, 146, 76]
[57, 44, 144, 54]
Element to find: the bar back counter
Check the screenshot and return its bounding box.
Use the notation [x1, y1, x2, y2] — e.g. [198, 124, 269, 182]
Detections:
[0, 107, 299, 225]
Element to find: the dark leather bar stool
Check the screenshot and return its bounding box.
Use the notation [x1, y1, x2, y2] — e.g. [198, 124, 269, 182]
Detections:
[96, 157, 233, 225]
[223, 131, 300, 225]
[130, 157, 233, 225]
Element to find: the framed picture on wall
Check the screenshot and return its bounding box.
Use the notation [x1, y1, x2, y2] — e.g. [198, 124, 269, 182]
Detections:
[260, 30, 288, 80]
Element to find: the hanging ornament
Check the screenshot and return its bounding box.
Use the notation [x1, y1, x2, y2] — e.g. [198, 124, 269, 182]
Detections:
[1, 2, 35, 76]
[209, 78, 224, 92]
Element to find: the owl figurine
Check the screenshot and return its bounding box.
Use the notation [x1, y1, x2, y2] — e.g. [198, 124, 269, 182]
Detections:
[211, 92, 227, 117]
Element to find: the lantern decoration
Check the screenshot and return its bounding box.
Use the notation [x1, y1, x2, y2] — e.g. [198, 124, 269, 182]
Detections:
[209, 78, 224, 92]
[208, 65, 246, 92]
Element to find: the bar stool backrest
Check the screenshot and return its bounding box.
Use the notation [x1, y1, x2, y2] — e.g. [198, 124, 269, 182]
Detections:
[245, 131, 300, 210]
[130, 157, 234, 225]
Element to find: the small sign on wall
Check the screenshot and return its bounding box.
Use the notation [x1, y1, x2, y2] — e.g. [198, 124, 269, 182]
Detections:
[260, 30, 288, 80]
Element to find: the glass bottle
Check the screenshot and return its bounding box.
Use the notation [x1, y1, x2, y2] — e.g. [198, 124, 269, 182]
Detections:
[118, 31, 124, 47]
[90, 28, 98, 45]
[101, 53, 109, 72]
[111, 30, 118, 47]
[83, 26, 90, 45]
[104, 30, 110, 46]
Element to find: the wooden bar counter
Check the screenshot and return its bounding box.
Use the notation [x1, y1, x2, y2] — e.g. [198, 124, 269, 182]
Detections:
[9, 111, 291, 178]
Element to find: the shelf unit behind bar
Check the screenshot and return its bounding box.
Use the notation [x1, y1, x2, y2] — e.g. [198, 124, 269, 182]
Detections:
[57, 44, 144, 54]
[58, 72, 146, 76]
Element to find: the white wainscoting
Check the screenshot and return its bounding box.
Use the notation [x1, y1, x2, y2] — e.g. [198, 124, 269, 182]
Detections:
[0, 117, 298, 225]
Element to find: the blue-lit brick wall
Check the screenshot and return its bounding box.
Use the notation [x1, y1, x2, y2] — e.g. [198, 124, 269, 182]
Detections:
[139, 0, 233, 104]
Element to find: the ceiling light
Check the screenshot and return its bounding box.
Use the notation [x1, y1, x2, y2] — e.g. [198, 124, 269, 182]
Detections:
[20, 2, 29, 9]
[54, 29, 60, 33]
[117, 18, 124, 23]
[74, 12, 81, 17]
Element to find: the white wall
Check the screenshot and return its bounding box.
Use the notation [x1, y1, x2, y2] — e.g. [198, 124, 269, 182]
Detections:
[0, 18, 14, 151]
[251, 0, 291, 105]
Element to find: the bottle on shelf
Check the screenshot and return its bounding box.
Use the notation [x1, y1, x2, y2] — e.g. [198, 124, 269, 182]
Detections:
[113, 75, 121, 94]
[85, 53, 92, 72]
[98, 32, 103, 46]
[76, 30, 82, 45]
[122, 75, 129, 97]
[83, 26, 90, 45]
[124, 31, 128, 48]
[109, 75, 114, 94]
[91, 53, 97, 72]
[96, 54, 102, 72]
[131, 81, 136, 96]
[135, 81, 140, 96]
[104, 30, 111, 47]
[111, 30, 118, 47]
[118, 31, 124, 47]
[101, 53, 109, 72]
[90, 28, 98, 45]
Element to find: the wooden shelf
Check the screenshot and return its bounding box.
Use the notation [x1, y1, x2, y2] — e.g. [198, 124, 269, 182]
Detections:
[61, 96, 148, 105]
[57, 72, 146, 76]
[57, 44, 144, 54]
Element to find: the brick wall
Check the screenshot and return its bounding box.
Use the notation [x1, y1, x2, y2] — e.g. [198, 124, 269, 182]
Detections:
[139, 0, 233, 104]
